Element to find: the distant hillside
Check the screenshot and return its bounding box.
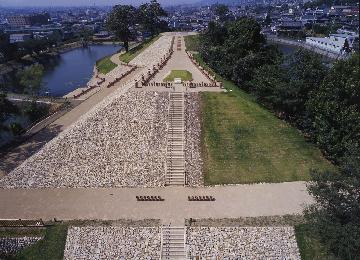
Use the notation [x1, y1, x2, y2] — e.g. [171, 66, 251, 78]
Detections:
[304, 0, 359, 8]
[197, 0, 249, 6]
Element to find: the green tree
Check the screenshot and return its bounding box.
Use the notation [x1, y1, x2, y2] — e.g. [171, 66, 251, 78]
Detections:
[17, 64, 44, 96]
[213, 4, 230, 23]
[286, 50, 327, 120]
[250, 62, 288, 109]
[0, 93, 18, 124]
[305, 150, 360, 259]
[264, 13, 271, 26]
[342, 39, 351, 54]
[307, 53, 360, 162]
[107, 5, 137, 52]
[138, 0, 167, 36]
[0, 32, 18, 61]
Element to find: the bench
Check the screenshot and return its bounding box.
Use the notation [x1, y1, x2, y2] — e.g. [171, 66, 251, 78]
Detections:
[188, 196, 215, 201]
[136, 196, 164, 201]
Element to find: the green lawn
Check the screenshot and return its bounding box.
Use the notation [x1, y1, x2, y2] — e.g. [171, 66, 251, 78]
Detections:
[295, 224, 336, 260]
[96, 56, 117, 74]
[14, 224, 68, 260]
[119, 35, 161, 64]
[197, 55, 334, 185]
[164, 70, 193, 82]
[184, 34, 200, 52]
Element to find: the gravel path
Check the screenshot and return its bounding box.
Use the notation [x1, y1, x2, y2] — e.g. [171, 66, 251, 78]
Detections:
[64, 226, 161, 260]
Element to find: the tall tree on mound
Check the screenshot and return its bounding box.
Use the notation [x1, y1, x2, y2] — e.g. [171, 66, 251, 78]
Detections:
[138, 0, 167, 36]
[107, 5, 137, 52]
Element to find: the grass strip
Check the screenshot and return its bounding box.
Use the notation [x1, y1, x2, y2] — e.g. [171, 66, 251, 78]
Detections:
[96, 56, 117, 74]
[194, 54, 334, 185]
[164, 70, 193, 82]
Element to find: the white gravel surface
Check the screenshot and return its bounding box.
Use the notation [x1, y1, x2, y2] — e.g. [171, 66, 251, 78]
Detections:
[0, 237, 42, 256]
[186, 226, 301, 259]
[129, 36, 173, 68]
[64, 226, 161, 260]
[0, 90, 169, 188]
[185, 93, 203, 186]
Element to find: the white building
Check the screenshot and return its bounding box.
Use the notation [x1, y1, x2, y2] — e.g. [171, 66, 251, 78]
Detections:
[9, 33, 32, 43]
[306, 32, 359, 54]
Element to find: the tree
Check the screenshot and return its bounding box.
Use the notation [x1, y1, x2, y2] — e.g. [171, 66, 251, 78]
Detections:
[17, 64, 44, 96]
[305, 150, 360, 259]
[342, 39, 351, 54]
[0, 32, 18, 61]
[307, 53, 360, 162]
[0, 93, 18, 124]
[138, 0, 167, 36]
[213, 4, 229, 23]
[107, 5, 137, 52]
[264, 13, 271, 26]
[285, 50, 327, 120]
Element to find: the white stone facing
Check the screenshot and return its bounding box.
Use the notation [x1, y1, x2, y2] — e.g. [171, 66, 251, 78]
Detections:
[186, 227, 301, 259]
[185, 93, 203, 186]
[63, 226, 161, 260]
[0, 90, 169, 188]
[129, 36, 173, 68]
[0, 237, 42, 256]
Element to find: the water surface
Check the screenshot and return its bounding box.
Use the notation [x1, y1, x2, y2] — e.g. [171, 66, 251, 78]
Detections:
[42, 44, 121, 97]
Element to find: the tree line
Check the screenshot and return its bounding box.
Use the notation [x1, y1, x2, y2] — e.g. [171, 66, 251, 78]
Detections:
[106, 0, 168, 52]
[200, 18, 359, 165]
[199, 18, 359, 258]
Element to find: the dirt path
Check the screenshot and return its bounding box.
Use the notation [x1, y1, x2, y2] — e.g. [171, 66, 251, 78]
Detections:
[0, 182, 311, 223]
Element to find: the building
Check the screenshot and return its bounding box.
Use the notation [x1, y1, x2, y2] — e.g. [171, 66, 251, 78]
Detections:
[306, 32, 359, 54]
[9, 33, 32, 43]
[275, 21, 304, 35]
[7, 16, 31, 28]
[7, 13, 50, 28]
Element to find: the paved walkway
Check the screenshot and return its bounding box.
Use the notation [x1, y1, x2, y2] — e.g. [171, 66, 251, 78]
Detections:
[151, 36, 210, 84]
[0, 182, 311, 223]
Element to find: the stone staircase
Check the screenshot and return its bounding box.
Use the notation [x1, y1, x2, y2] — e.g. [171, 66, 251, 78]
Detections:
[161, 226, 186, 259]
[165, 92, 185, 186]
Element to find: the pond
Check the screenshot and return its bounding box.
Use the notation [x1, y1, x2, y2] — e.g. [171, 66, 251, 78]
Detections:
[41, 44, 121, 97]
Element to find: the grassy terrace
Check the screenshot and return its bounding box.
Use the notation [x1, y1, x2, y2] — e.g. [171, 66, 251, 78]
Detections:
[119, 35, 161, 64]
[191, 52, 334, 185]
[96, 56, 117, 74]
[164, 70, 193, 82]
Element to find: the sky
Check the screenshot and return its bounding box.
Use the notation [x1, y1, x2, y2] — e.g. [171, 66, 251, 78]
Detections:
[0, 0, 197, 7]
